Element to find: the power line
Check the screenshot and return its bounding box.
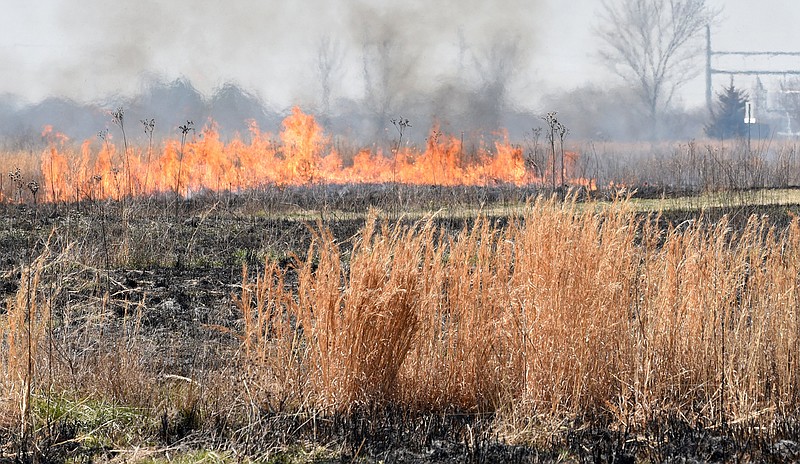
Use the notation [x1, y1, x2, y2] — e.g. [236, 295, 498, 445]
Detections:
[705, 24, 800, 113]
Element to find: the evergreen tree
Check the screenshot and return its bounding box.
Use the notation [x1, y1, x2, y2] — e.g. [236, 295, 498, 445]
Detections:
[705, 82, 749, 139]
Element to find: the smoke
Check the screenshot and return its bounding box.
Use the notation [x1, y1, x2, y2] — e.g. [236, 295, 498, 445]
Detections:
[344, 0, 538, 134]
[36, 1, 538, 120]
[539, 84, 708, 141]
[0, 0, 555, 146]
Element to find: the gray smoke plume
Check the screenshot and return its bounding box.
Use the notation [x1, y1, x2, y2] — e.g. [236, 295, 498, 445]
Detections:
[343, 0, 538, 136]
[2, 0, 545, 145]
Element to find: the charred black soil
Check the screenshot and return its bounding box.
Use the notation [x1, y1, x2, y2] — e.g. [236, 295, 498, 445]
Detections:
[3, 189, 800, 463]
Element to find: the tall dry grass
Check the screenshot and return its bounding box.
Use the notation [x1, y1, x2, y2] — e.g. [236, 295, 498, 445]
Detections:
[240, 197, 800, 433]
[1, 246, 54, 436]
[4, 194, 800, 453]
[0, 240, 225, 450]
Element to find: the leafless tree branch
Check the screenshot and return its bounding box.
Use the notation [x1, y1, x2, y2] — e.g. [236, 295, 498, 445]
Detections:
[596, 0, 721, 138]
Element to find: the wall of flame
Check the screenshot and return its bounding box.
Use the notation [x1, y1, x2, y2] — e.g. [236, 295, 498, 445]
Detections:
[38, 107, 592, 202]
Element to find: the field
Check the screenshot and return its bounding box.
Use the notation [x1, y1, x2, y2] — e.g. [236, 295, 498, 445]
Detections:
[4, 114, 800, 462]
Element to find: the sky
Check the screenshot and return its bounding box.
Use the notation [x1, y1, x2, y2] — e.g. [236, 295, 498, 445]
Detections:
[2, 0, 800, 113]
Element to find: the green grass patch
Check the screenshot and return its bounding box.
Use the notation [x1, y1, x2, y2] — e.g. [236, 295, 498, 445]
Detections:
[134, 444, 341, 464]
[137, 449, 232, 464]
[32, 393, 153, 451]
[627, 188, 800, 211]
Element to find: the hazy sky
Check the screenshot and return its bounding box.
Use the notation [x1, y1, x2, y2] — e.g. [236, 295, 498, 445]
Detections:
[2, 0, 799, 111]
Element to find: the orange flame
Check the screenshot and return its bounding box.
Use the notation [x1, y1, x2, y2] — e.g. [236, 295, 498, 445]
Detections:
[38, 107, 595, 202]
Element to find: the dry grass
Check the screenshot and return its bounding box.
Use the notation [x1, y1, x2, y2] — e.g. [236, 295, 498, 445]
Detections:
[2, 245, 52, 435]
[4, 195, 800, 459]
[1, 150, 43, 203]
[0, 240, 235, 459]
[239, 196, 800, 436]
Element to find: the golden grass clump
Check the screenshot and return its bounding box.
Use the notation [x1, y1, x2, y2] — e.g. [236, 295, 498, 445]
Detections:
[240, 197, 800, 430]
[1, 250, 52, 434]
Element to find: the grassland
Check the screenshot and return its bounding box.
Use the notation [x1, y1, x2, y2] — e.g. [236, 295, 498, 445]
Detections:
[2, 186, 800, 463]
[5, 102, 800, 462]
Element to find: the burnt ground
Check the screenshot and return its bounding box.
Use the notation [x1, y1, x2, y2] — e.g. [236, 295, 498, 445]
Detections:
[3, 189, 800, 462]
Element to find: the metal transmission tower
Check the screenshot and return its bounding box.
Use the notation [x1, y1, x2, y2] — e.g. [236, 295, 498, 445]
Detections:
[705, 25, 800, 115]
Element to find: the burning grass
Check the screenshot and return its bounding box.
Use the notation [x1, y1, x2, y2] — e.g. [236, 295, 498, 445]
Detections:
[3, 195, 800, 461]
[0, 106, 604, 208]
[32, 107, 564, 204]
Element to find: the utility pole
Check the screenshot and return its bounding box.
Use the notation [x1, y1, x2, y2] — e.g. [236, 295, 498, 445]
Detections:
[745, 101, 755, 152]
[706, 25, 713, 115]
[705, 26, 800, 120]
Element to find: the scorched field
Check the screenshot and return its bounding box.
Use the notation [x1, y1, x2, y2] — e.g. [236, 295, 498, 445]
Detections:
[3, 110, 800, 463]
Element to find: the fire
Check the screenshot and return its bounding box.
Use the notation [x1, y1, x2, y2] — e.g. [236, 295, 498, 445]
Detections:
[36, 107, 595, 202]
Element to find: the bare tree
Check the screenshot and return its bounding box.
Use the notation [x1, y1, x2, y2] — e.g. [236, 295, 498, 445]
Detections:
[469, 33, 521, 130]
[316, 35, 345, 116]
[360, 31, 418, 137]
[596, 0, 720, 138]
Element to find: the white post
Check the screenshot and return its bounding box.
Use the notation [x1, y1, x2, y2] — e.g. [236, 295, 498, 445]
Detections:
[744, 101, 756, 152]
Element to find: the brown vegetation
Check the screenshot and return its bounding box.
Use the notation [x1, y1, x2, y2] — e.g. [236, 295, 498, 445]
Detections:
[4, 194, 800, 461]
[238, 198, 800, 426]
